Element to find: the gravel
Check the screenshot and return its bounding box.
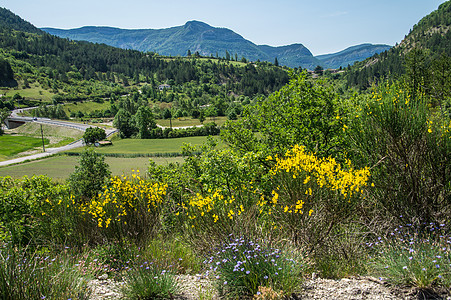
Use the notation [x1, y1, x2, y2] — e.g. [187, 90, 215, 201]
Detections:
[88, 275, 450, 300]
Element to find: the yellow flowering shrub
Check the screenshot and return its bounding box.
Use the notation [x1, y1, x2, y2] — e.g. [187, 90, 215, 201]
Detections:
[264, 145, 370, 246]
[177, 187, 256, 245]
[83, 172, 167, 242]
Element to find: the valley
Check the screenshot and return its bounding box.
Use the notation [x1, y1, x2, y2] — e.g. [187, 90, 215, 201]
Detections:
[0, 1, 450, 299]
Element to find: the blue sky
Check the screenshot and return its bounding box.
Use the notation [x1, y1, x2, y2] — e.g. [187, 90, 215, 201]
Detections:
[1, 0, 447, 55]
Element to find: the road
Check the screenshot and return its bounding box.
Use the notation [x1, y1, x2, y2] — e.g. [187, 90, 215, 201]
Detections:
[1, 111, 118, 167]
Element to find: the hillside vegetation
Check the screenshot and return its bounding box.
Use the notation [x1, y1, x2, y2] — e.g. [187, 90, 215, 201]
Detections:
[0, 3, 450, 300]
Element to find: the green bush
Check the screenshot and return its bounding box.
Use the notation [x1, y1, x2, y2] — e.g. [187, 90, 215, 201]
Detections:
[348, 81, 451, 223]
[367, 222, 451, 290]
[204, 236, 303, 299]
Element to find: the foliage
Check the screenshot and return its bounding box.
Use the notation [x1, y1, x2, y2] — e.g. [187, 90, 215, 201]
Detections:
[0, 244, 91, 300]
[83, 126, 106, 145]
[82, 172, 167, 243]
[368, 221, 451, 290]
[68, 148, 111, 201]
[175, 141, 264, 248]
[264, 145, 370, 251]
[204, 237, 302, 299]
[222, 71, 343, 159]
[113, 108, 136, 138]
[133, 105, 156, 139]
[347, 81, 451, 223]
[122, 262, 180, 300]
[32, 104, 68, 120]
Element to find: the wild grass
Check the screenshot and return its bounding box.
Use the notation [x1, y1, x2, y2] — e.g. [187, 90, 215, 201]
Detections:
[0, 135, 49, 160]
[4, 83, 56, 102]
[67, 136, 222, 154]
[0, 155, 184, 180]
[63, 101, 112, 115]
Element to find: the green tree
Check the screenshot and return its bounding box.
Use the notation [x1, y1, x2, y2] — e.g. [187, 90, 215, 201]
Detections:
[134, 106, 156, 139]
[113, 108, 136, 138]
[0, 108, 11, 135]
[68, 148, 111, 201]
[222, 71, 342, 158]
[83, 127, 106, 144]
[314, 65, 323, 75]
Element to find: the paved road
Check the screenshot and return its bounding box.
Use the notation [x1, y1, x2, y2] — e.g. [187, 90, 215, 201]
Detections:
[0, 114, 118, 167]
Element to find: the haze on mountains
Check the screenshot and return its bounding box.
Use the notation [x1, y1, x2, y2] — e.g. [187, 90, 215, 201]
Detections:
[42, 21, 391, 70]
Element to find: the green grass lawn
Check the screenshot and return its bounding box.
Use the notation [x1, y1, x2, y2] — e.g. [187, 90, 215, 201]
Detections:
[0, 155, 184, 181]
[0, 135, 49, 161]
[67, 136, 221, 155]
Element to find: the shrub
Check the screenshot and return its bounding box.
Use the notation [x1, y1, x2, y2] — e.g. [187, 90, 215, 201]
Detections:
[68, 148, 111, 201]
[204, 236, 302, 299]
[82, 172, 167, 243]
[348, 81, 451, 223]
[263, 145, 370, 252]
[0, 245, 91, 300]
[367, 221, 451, 291]
[122, 262, 180, 299]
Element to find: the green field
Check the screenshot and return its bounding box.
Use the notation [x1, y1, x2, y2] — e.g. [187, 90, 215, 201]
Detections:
[0, 155, 184, 180]
[3, 83, 56, 102]
[67, 136, 220, 155]
[0, 135, 49, 160]
[63, 101, 112, 115]
[4, 122, 83, 154]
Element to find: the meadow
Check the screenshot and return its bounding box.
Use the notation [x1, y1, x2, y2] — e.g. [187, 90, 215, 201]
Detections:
[0, 155, 183, 180]
[66, 135, 222, 155]
[0, 135, 49, 160]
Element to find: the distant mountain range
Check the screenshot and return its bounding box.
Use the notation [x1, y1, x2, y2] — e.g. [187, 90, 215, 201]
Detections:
[42, 21, 391, 70]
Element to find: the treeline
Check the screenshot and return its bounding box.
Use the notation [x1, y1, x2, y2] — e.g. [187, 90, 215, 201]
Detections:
[0, 27, 288, 96]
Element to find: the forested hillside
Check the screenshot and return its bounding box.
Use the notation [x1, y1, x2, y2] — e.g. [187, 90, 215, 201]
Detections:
[346, 1, 451, 91]
[0, 6, 290, 128]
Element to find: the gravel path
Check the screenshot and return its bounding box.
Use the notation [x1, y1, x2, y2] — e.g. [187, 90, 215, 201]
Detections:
[88, 275, 451, 300]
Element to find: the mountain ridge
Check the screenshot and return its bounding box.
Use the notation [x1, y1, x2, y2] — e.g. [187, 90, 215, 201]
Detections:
[42, 21, 390, 69]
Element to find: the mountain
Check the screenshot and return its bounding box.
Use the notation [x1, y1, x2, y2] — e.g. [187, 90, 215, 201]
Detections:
[315, 44, 391, 69]
[0, 7, 43, 34]
[42, 21, 385, 70]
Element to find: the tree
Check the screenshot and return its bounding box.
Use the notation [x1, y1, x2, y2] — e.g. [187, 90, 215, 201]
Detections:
[68, 148, 111, 201]
[274, 57, 279, 67]
[83, 127, 106, 144]
[113, 108, 136, 138]
[222, 71, 342, 158]
[187, 49, 192, 57]
[0, 108, 11, 135]
[134, 106, 156, 139]
[314, 65, 324, 75]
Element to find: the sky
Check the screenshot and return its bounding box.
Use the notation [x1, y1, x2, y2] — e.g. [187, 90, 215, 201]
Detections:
[1, 0, 448, 55]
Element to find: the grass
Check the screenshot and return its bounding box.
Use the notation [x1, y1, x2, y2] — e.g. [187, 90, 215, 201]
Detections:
[63, 100, 112, 115]
[4, 83, 56, 102]
[0, 155, 184, 180]
[67, 136, 222, 155]
[157, 116, 229, 127]
[0, 135, 49, 160]
[8, 122, 84, 141]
